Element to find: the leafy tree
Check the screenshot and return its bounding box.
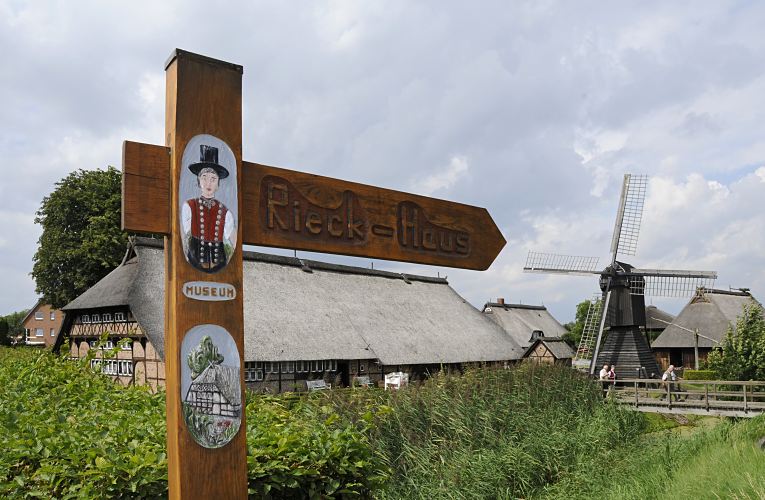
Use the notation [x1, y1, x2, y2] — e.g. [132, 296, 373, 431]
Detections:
[2, 310, 27, 344]
[707, 304, 765, 381]
[32, 168, 128, 309]
[563, 299, 592, 347]
[0, 319, 9, 346]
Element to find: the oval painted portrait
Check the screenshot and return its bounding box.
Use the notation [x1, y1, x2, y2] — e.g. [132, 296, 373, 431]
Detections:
[179, 134, 238, 273]
[180, 324, 242, 449]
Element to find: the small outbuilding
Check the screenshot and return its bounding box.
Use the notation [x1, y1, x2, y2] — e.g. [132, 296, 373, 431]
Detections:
[481, 299, 569, 350]
[522, 333, 575, 366]
[651, 288, 761, 371]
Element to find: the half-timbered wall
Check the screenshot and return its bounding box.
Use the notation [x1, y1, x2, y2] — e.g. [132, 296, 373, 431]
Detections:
[67, 308, 166, 390]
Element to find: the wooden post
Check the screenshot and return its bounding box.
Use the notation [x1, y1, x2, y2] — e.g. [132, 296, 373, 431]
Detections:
[694, 328, 699, 370]
[164, 49, 247, 499]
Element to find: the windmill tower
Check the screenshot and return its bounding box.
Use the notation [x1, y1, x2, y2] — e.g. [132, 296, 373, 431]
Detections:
[524, 174, 717, 379]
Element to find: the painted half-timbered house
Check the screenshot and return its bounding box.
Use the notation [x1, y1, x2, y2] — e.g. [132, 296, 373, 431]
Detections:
[57, 238, 525, 392]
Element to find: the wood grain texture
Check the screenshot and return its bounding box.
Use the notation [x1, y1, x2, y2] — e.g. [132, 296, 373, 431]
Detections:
[242, 162, 506, 270]
[122, 141, 170, 233]
[123, 151, 506, 270]
[163, 49, 247, 499]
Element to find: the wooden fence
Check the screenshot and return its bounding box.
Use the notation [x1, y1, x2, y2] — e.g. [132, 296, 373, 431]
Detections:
[602, 378, 765, 418]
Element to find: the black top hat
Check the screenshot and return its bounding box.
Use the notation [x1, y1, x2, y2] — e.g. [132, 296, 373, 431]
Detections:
[188, 145, 230, 179]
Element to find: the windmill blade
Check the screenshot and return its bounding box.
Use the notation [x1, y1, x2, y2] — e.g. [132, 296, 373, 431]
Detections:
[523, 251, 601, 276]
[609, 174, 648, 262]
[627, 268, 717, 297]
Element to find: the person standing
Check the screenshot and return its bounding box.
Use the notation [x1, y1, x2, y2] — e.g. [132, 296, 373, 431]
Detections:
[661, 365, 681, 401]
[599, 364, 610, 380]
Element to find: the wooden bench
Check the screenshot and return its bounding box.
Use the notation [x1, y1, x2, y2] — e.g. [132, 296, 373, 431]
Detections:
[384, 372, 409, 390]
[306, 379, 330, 392]
[354, 375, 373, 388]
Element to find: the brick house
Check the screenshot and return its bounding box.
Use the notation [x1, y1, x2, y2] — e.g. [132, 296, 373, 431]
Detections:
[21, 300, 63, 348]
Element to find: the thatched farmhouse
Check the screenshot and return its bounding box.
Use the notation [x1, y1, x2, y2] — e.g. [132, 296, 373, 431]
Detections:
[651, 288, 761, 371]
[481, 300, 569, 350]
[56, 238, 524, 392]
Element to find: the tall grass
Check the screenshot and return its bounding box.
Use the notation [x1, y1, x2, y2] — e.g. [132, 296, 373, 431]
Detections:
[320, 363, 645, 499]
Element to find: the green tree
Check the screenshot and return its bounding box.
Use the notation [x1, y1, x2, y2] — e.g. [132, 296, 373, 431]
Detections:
[2, 310, 27, 343]
[563, 299, 592, 348]
[32, 168, 128, 309]
[0, 319, 9, 346]
[707, 304, 765, 381]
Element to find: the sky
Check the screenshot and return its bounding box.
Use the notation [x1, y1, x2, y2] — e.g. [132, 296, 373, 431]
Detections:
[2, 1, 765, 324]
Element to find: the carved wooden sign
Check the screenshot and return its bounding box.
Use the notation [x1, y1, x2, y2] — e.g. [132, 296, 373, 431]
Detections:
[124, 151, 506, 271]
[121, 48, 506, 500]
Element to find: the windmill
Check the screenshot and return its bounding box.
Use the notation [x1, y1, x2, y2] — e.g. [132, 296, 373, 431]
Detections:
[523, 174, 717, 379]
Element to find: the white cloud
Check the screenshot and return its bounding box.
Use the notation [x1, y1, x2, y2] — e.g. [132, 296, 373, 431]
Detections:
[409, 156, 469, 196]
[2, 1, 765, 325]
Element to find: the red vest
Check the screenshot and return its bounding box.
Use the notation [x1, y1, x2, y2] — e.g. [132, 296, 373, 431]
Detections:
[188, 198, 228, 242]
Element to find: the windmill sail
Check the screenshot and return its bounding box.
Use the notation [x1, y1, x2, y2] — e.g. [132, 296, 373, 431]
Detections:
[628, 268, 717, 297]
[609, 174, 648, 261]
[523, 251, 600, 275]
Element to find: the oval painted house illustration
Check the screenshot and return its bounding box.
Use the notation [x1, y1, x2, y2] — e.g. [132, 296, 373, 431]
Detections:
[181, 325, 242, 448]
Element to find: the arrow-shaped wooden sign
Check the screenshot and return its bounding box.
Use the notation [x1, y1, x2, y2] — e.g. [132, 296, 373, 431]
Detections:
[123, 142, 506, 270]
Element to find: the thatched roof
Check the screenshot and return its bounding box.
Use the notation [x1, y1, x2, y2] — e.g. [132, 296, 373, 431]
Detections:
[481, 302, 568, 349]
[644, 305, 674, 331]
[651, 289, 761, 349]
[522, 337, 575, 359]
[61, 238, 524, 365]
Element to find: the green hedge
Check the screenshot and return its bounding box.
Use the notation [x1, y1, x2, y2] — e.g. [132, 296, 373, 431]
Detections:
[0, 347, 386, 499]
[683, 369, 718, 380]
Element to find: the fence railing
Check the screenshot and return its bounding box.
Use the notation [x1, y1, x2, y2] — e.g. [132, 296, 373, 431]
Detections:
[601, 378, 765, 417]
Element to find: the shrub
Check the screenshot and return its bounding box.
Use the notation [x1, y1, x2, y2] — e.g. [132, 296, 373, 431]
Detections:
[683, 369, 718, 380]
[0, 347, 387, 498]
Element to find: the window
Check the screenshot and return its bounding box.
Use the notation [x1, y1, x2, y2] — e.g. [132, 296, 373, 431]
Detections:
[50, 329, 55, 337]
[244, 362, 263, 382]
[120, 340, 133, 350]
[103, 340, 114, 350]
[266, 362, 278, 374]
[102, 313, 112, 322]
[281, 361, 294, 373]
[50, 311, 55, 321]
[81, 315, 90, 324]
[35, 328, 43, 336]
[35, 311, 44, 320]
[311, 360, 322, 372]
[92, 314, 100, 323]
[115, 312, 125, 321]
[91, 359, 133, 376]
[296, 361, 307, 373]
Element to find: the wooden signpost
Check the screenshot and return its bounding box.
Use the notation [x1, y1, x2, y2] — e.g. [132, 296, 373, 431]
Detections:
[122, 49, 506, 499]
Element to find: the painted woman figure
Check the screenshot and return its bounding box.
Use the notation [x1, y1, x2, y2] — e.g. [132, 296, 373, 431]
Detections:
[182, 144, 237, 273]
